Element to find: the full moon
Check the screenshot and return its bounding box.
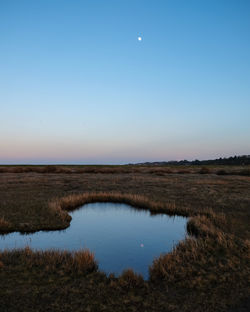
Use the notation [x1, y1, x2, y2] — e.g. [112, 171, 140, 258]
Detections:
[138, 36, 142, 41]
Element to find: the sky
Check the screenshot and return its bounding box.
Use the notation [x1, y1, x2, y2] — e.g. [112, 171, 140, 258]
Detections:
[0, 0, 250, 164]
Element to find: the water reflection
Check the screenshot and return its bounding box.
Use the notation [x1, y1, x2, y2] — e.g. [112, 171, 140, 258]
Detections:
[0, 202, 187, 279]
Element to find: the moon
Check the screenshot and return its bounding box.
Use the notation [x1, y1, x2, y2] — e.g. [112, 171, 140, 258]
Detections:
[138, 36, 142, 41]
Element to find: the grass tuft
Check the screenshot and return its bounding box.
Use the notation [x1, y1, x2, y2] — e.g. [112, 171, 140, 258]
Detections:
[118, 269, 144, 288]
[73, 249, 98, 273]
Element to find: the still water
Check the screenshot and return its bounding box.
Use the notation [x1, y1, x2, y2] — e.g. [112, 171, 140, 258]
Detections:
[0, 202, 187, 278]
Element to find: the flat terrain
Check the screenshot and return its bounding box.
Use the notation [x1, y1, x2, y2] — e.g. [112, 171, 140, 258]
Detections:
[0, 166, 249, 311]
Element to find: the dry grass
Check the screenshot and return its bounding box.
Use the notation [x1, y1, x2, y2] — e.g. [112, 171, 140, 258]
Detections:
[118, 269, 144, 289]
[199, 167, 211, 174]
[48, 192, 230, 241]
[51, 191, 189, 216]
[216, 169, 228, 175]
[0, 165, 133, 174]
[149, 235, 250, 285]
[0, 253, 3, 269]
[1, 164, 250, 177]
[0, 217, 11, 232]
[187, 213, 227, 239]
[237, 169, 250, 176]
[148, 168, 174, 175]
[49, 200, 72, 225]
[2, 246, 98, 275]
[0, 167, 249, 311]
[177, 169, 191, 174]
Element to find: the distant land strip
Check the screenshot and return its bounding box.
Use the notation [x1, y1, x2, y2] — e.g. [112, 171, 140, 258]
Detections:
[130, 155, 250, 166]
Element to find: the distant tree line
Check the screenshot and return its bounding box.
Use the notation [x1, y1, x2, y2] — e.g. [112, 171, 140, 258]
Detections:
[135, 155, 250, 166]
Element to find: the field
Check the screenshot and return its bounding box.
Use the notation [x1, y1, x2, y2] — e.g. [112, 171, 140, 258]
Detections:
[0, 165, 249, 311]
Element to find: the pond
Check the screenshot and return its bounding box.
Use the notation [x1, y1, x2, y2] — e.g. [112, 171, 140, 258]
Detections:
[0, 202, 188, 279]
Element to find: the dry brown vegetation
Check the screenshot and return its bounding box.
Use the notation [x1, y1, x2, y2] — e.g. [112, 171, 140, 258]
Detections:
[48, 191, 228, 240]
[0, 164, 250, 176]
[118, 269, 145, 289]
[0, 166, 249, 311]
[1, 247, 97, 274]
[199, 167, 211, 174]
[51, 191, 187, 216]
[0, 217, 11, 232]
[149, 235, 249, 280]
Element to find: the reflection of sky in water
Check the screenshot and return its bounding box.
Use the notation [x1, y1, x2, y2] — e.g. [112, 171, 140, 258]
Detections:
[0, 203, 187, 279]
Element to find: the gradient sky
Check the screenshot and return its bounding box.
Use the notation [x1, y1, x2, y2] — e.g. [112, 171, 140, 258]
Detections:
[1, 0, 250, 164]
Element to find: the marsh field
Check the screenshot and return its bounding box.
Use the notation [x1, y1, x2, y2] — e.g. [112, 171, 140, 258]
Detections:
[0, 165, 249, 312]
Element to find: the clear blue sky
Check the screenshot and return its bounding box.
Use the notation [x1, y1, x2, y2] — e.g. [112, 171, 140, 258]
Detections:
[1, 0, 250, 164]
